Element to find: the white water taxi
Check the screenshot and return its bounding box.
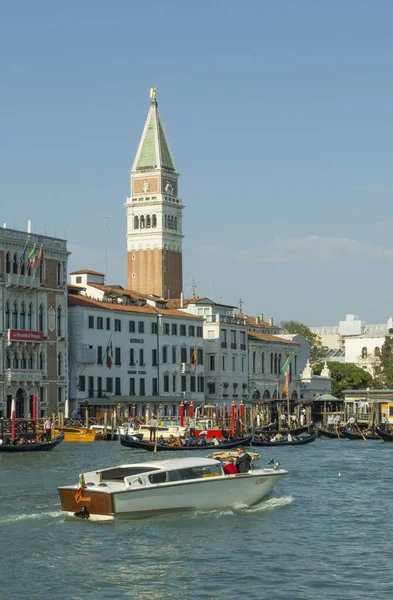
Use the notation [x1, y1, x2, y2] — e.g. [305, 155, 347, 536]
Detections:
[58, 457, 288, 520]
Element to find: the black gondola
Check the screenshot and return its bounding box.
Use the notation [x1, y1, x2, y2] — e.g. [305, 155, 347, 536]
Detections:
[317, 428, 345, 439]
[119, 434, 253, 452]
[254, 424, 312, 436]
[340, 430, 381, 441]
[0, 433, 64, 453]
[375, 427, 393, 442]
[251, 433, 316, 447]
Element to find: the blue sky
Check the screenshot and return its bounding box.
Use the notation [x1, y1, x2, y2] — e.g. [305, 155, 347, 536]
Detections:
[1, 0, 393, 326]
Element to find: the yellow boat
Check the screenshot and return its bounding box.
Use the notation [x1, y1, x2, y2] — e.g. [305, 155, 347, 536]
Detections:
[53, 426, 101, 442]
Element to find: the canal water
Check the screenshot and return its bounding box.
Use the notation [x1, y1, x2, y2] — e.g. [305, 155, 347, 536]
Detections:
[0, 437, 392, 600]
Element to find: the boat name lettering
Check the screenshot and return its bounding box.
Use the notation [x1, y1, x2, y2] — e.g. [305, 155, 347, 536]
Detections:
[74, 492, 91, 503]
[255, 478, 267, 485]
[130, 338, 144, 343]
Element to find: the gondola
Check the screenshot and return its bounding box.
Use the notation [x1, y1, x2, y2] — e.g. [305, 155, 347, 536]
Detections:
[254, 423, 312, 436]
[0, 433, 65, 453]
[317, 428, 345, 439]
[340, 430, 381, 441]
[251, 432, 316, 447]
[375, 427, 393, 442]
[119, 434, 253, 452]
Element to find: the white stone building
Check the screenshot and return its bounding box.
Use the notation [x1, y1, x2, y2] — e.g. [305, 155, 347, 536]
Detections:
[300, 361, 332, 398]
[68, 273, 204, 417]
[0, 225, 69, 418]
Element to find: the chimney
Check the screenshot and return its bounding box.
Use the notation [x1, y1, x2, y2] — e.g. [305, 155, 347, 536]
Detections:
[269, 317, 273, 326]
[27, 219, 32, 233]
[259, 313, 264, 324]
[180, 292, 184, 308]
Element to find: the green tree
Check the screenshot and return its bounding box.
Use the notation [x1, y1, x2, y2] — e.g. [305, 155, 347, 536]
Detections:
[372, 336, 393, 388]
[280, 320, 328, 365]
[313, 361, 373, 398]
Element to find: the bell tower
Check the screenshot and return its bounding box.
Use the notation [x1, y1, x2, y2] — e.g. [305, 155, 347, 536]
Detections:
[125, 89, 183, 299]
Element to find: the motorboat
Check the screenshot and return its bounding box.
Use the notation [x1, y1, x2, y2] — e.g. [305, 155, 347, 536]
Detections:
[137, 424, 187, 440]
[54, 426, 100, 442]
[58, 457, 288, 520]
[89, 425, 142, 441]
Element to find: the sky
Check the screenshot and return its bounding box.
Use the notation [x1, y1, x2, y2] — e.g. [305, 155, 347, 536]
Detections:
[1, 0, 393, 326]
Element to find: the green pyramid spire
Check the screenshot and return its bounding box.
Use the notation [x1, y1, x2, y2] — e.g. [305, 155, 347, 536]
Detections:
[133, 97, 176, 172]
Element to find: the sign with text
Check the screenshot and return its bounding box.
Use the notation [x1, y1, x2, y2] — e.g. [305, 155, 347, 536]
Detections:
[8, 329, 44, 342]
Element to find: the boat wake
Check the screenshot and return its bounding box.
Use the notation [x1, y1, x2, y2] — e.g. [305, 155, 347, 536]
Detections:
[243, 496, 294, 513]
[0, 510, 62, 525]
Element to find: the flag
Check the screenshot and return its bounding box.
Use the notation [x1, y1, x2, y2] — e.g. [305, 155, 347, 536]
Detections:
[78, 473, 86, 490]
[106, 341, 113, 369]
[281, 356, 292, 383]
[37, 245, 44, 265]
[19, 240, 28, 263]
[193, 348, 197, 370]
[268, 457, 275, 465]
[28, 242, 37, 266]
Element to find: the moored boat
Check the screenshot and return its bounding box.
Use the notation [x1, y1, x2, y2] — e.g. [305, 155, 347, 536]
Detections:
[119, 434, 253, 452]
[340, 430, 381, 440]
[0, 433, 64, 453]
[251, 432, 316, 447]
[58, 456, 288, 520]
[54, 426, 100, 442]
[317, 428, 345, 439]
[375, 426, 393, 441]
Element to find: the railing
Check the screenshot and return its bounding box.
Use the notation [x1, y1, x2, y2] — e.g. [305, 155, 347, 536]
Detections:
[4, 368, 43, 382]
[4, 274, 41, 288]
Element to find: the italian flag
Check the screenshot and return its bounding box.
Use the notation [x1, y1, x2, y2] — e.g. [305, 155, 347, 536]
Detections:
[28, 242, 37, 267]
[107, 341, 113, 369]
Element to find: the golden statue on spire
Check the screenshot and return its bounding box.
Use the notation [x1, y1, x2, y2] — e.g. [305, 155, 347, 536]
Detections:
[150, 88, 156, 99]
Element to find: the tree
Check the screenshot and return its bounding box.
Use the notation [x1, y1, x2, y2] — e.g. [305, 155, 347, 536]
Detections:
[313, 361, 373, 398]
[372, 336, 393, 388]
[280, 320, 328, 365]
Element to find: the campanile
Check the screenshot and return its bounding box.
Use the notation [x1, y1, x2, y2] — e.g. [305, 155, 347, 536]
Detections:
[125, 89, 183, 299]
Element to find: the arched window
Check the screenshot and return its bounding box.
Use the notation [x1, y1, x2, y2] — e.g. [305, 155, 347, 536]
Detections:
[134, 216, 139, 229]
[272, 389, 278, 399]
[39, 352, 44, 371]
[5, 252, 11, 274]
[5, 301, 10, 329]
[12, 253, 18, 274]
[27, 262, 31, 276]
[252, 351, 256, 373]
[57, 352, 62, 376]
[57, 306, 62, 336]
[140, 215, 145, 229]
[57, 262, 62, 285]
[146, 215, 151, 228]
[13, 353, 19, 369]
[152, 214, 157, 228]
[274, 353, 278, 374]
[21, 352, 27, 369]
[5, 351, 11, 369]
[20, 260, 25, 275]
[270, 353, 274, 373]
[174, 217, 177, 230]
[261, 352, 265, 374]
[164, 215, 167, 228]
[291, 391, 298, 399]
[294, 355, 298, 374]
[12, 301, 18, 329]
[375, 347, 381, 357]
[39, 304, 44, 332]
[361, 347, 367, 359]
[27, 303, 32, 330]
[263, 390, 271, 399]
[28, 352, 33, 369]
[278, 353, 282, 372]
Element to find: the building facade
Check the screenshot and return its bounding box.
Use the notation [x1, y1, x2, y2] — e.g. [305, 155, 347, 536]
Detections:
[0, 225, 69, 418]
[125, 91, 183, 299]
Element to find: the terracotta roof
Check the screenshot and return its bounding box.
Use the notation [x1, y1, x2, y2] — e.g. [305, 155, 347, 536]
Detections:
[166, 297, 237, 309]
[68, 283, 85, 290]
[87, 282, 167, 302]
[248, 331, 299, 345]
[235, 314, 275, 329]
[70, 269, 104, 276]
[68, 294, 203, 319]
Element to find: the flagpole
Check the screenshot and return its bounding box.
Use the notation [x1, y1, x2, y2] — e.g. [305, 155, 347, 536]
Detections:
[287, 371, 290, 429]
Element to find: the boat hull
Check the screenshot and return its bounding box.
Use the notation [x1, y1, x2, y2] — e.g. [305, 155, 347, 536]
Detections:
[54, 427, 99, 442]
[375, 427, 393, 441]
[0, 433, 64, 453]
[251, 433, 316, 447]
[58, 468, 287, 520]
[119, 434, 253, 452]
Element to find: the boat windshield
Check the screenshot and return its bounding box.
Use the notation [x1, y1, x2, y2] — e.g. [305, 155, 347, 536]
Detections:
[101, 466, 159, 481]
[148, 464, 222, 484]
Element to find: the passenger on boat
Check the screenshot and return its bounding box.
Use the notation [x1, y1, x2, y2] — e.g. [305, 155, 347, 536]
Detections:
[235, 446, 252, 473]
[223, 457, 238, 475]
[167, 435, 176, 446]
[287, 433, 293, 442]
[157, 435, 166, 445]
[211, 436, 221, 446]
[271, 433, 283, 442]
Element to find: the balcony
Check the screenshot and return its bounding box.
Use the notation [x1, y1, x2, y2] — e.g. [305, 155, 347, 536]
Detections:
[4, 368, 43, 382]
[4, 273, 42, 288]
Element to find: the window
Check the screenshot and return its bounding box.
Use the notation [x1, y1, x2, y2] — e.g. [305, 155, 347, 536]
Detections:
[231, 330, 236, 348]
[151, 322, 158, 334]
[27, 303, 32, 330]
[97, 317, 103, 330]
[5, 301, 10, 329]
[207, 382, 215, 395]
[261, 353, 265, 373]
[97, 377, 102, 397]
[240, 331, 246, 348]
[180, 324, 186, 336]
[181, 376, 187, 392]
[28, 352, 33, 369]
[97, 346, 103, 364]
[197, 326, 203, 337]
[139, 348, 144, 366]
[189, 326, 195, 337]
[375, 347, 381, 357]
[76, 276, 82, 283]
[88, 376, 94, 397]
[39, 352, 44, 371]
[129, 378, 135, 395]
[209, 355, 215, 371]
[172, 375, 177, 392]
[152, 349, 158, 366]
[38, 305, 44, 332]
[163, 323, 170, 335]
[146, 215, 151, 228]
[115, 347, 121, 366]
[134, 216, 139, 229]
[171, 324, 177, 335]
[198, 377, 204, 392]
[181, 347, 187, 363]
[222, 355, 227, 371]
[115, 377, 121, 395]
[152, 214, 157, 227]
[197, 349, 203, 365]
[270, 353, 274, 373]
[252, 352, 256, 373]
[12, 302, 18, 329]
[106, 317, 111, 330]
[241, 357, 245, 372]
[57, 262, 63, 285]
[57, 306, 62, 336]
[294, 355, 297, 374]
[13, 253, 18, 274]
[163, 346, 168, 363]
[232, 356, 236, 371]
[5, 351, 11, 369]
[172, 346, 177, 363]
[129, 348, 135, 366]
[164, 375, 169, 392]
[106, 378, 113, 393]
[57, 352, 63, 376]
[190, 376, 196, 392]
[140, 377, 145, 396]
[221, 329, 227, 348]
[5, 252, 10, 274]
[115, 319, 121, 332]
[152, 378, 158, 395]
[20, 304, 26, 329]
[88, 315, 94, 329]
[361, 347, 367, 359]
[138, 321, 144, 333]
[21, 352, 27, 369]
[129, 320, 135, 333]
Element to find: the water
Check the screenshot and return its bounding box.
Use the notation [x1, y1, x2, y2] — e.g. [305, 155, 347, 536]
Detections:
[1, 438, 393, 600]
